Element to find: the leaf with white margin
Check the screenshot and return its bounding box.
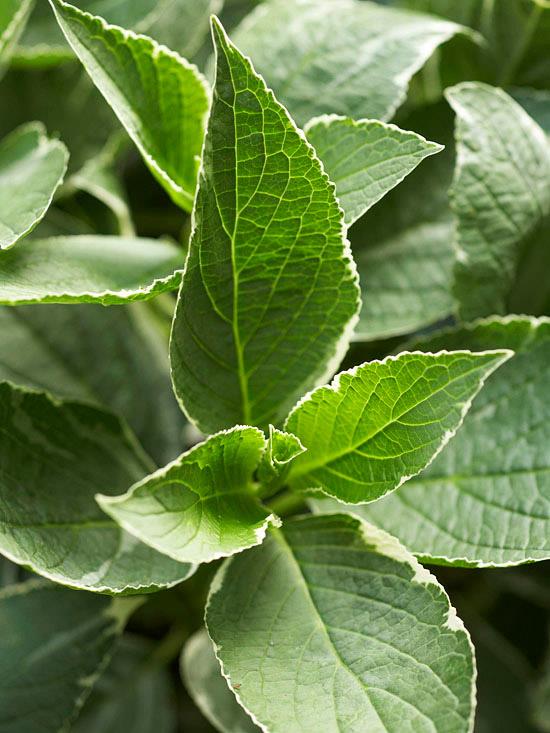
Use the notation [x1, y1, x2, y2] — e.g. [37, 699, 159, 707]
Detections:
[335, 316, 550, 567]
[181, 629, 259, 733]
[170, 18, 360, 434]
[447, 82, 550, 320]
[49, 0, 210, 211]
[0, 581, 140, 733]
[206, 513, 476, 733]
[0, 235, 183, 305]
[350, 102, 456, 341]
[0, 122, 68, 250]
[98, 427, 279, 565]
[0, 304, 186, 466]
[0, 383, 194, 593]
[0, 0, 34, 77]
[231, 0, 469, 126]
[257, 426, 305, 497]
[285, 350, 511, 504]
[305, 115, 443, 227]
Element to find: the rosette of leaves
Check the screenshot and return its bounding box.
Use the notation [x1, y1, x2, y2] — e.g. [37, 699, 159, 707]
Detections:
[0, 0, 549, 731]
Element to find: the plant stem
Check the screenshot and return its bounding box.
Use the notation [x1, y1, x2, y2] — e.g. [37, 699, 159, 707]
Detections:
[267, 490, 308, 517]
[498, 3, 542, 86]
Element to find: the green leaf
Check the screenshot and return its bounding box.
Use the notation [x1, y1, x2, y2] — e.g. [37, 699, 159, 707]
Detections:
[447, 82, 550, 320]
[49, 0, 210, 211]
[0, 123, 68, 251]
[73, 634, 178, 733]
[98, 427, 279, 564]
[339, 316, 550, 567]
[0, 0, 34, 77]
[0, 303, 186, 466]
[257, 426, 305, 497]
[533, 648, 550, 733]
[513, 87, 550, 135]
[285, 349, 511, 504]
[0, 383, 194, 592]
[206, 513, 475, 733]
[231, 0, 468, 126]
[0, 581, 139, 733]
[181, 629, 259, 733]
[0, 235, 183, 305]
[170, 18, 360, 434]
[305, 115, 443, 227]
[350, 103, 456, 341]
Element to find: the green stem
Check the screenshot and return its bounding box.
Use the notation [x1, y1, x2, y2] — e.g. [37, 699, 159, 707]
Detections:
[267, 490, 308, 517]
[150, 624, 189, 667]
[498, 3, 542, 86]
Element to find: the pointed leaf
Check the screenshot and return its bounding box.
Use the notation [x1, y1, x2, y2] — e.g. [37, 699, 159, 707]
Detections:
[232, 0, 468, 126]
[0, 123, 68, 250]
[0, 0, 34, 77]
[170, 18, 360, 434]
[181, 629, 259, 733]
[49, 0, 210, 211]
[0, 235, 183, 305]
[306, 115, 443, 227]
[343, 316, 550, 567]
[74, 635, 178, 733]
[350, 104, 456, 341]
[0, 383, 194, 592]
[0, 581, 139, 733]
[206, 514, 475, 733]
[285, 350, 511, 504]
[0, 304, 186, 466]
[448, 82, 550, 320]
[98, 427, 279, 565]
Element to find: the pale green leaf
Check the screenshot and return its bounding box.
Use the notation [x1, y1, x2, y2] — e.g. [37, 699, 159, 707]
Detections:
[181, 629, 259, 733]
[447, 82, 550, 320]
[0, 383, 194, 592]
[0, 122, 68, 251]
[257, 426, 305, 497]
[0, 581, 139, 733]
[98, 427, 279, 564]
[0, 235, 183, 305]
[170, 18, 360, 434]
[305, 115, 443, 227]
[74, 635, 178, 733]
[513, 87, 550, 135]
[206, 513, 475, 733]
[340, 316, 550, 567]
[49, 0, 210, 211]
[0, 303, 186, 466]
[231, 0, 468, 126]
[350, 103, 456, 341]
[285, 350, 511, 504]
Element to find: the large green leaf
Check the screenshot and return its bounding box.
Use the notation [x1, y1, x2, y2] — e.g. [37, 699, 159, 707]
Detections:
[0, 383, 194, 592]
[231, 0, 468, 126]
[181, 629, 259, 733]
[206, 514, 475, 733]
[448, 82, 550, 320]
[513, 87, 550, 135]
[0, 235, 183, 305]
[49, 0, 210, 211]
[73, 634, 178, 733]
[0, 123, 68, 251]
[98, 427, 279, 564]
[0, 0, 33, 76]
[0, 581, 139, 733]
[305, 115, 443, 227]
[350, 102, 456, 341]
[338, 317, 550, 567]
[0, 304, 185, 466]
[170, 18, 360, 434]
[285, 349, 510, 504]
